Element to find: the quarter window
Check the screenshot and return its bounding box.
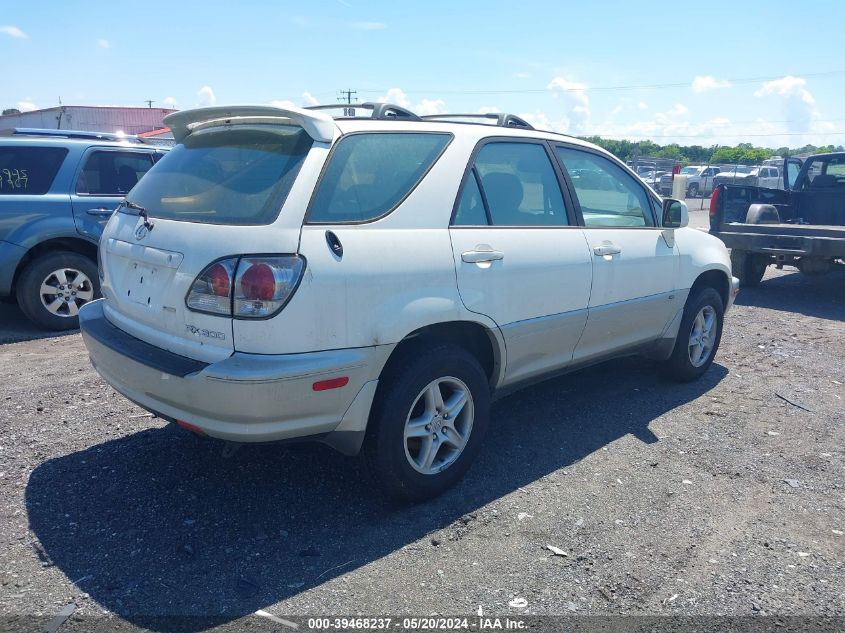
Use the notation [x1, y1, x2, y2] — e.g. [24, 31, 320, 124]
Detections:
[76, 151, 154, 195]
[556, 147, 654, 227]
[309, 133, 451, 223]
[0, 146, 68, 195]
[453, 142, 569, 226]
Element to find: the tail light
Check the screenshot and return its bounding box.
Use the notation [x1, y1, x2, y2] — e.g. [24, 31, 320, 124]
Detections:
[234, 256, 305, 318]
[709, 185, 721, 219]
[186, 259, 237, 315]
[185, 255, 305, 318]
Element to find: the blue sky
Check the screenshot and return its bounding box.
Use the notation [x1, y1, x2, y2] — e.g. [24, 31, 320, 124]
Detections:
[3, 0, 844, 147]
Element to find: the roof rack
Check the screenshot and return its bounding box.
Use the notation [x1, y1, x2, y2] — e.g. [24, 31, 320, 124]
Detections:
[305, 102, 421, 121]
[0, 127, 141, 142]
[419, 113, 534, 130]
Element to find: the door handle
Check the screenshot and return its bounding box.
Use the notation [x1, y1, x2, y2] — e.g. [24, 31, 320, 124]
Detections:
[87, 208, 114, 217]
[593, 243, 622, 257]
[461, 248, 504, 264]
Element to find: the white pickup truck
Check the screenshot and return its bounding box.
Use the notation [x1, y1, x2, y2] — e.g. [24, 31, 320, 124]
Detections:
[659, 165, 721, 197]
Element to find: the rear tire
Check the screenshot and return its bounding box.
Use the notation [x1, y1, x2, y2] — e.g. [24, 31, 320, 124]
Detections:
[363, 343, 490, 501]
[15, 251, 99, 331]
[659, 287, 724, 382]
[730, 249, 767, 287]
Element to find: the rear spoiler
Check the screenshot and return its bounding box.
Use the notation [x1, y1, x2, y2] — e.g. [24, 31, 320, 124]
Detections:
[164, 105, 337, 143]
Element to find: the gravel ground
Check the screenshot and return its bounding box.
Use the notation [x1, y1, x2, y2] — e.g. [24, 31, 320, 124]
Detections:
[0, 267, 843, 631]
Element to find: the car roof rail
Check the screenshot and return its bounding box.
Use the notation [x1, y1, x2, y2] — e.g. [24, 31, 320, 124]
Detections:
[305, 102, 421, 121]
[0, 127, 141, 142]
[419, 113, 535, 130]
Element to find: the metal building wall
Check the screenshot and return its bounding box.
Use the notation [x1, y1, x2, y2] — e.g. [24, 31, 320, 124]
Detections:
[0, 106, 176, 134]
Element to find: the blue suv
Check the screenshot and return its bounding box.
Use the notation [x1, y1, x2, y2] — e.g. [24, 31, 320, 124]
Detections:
[0, 129, 166, 330]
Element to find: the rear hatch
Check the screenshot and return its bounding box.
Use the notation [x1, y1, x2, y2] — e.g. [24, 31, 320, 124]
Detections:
[98, 106, 336, 363]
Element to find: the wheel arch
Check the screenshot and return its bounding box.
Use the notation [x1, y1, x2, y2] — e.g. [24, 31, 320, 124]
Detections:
[690, 267, 730, 308]
[379, 320, 505, 390]
[12, 237, 98, 295]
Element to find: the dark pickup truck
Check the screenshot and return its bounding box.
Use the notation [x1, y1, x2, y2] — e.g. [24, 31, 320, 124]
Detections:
[709, 152, 845, 286]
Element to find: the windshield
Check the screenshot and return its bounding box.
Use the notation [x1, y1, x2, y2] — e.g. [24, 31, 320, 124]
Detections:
[680, 167, 699, 175]
[125, 125, 313, 225]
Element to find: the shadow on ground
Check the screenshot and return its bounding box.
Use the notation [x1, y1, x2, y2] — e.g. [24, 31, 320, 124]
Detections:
[0, 303, 76, 345]
[734, 267, 845, 321]
[25, 357, 726, 629]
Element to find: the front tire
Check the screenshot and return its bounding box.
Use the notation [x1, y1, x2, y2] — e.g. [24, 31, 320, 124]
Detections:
[687, 183, 699, 198]
[659, 287, 724, 382]
[15, 251, 99, 331]
[363, 344, 490, 501]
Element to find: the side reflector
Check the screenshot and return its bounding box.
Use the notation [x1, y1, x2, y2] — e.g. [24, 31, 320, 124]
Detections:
[176, 419, 206, 435]
[312, 376, 349, 391]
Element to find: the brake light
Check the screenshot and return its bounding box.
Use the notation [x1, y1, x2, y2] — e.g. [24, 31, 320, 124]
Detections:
[710, 185, 721, 218]
[234, 256, 305, 318]
[240, 262, 275, 301]
[208, 262, 231, 297]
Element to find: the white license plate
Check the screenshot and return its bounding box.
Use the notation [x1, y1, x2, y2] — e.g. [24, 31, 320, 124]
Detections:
[125, 263, 158, 306]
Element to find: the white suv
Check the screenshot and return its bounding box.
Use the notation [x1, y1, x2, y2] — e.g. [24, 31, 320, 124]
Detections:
[79, 103, 738, 500]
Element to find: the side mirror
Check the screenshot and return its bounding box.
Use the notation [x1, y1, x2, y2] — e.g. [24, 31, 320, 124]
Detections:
[662, 198, 689, 229]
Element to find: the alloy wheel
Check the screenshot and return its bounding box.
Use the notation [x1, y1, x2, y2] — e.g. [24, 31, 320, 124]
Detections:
[403, 376, 474, 475]
[38, 268, 95, 318]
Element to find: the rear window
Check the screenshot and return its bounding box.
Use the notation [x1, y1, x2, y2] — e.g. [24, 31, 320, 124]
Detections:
[125, 126, 312, 225]
[307, 132, 451, 223]
[0, 146, 68, 195]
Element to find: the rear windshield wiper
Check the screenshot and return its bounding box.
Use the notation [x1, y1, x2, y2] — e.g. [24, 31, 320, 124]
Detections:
[121, 199, 155, 231]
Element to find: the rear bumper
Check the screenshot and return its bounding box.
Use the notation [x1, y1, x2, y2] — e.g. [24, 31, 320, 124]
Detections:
[0, 240, 26, 296]
[79, 299, 386, 451]
[715, 228, 845, 258]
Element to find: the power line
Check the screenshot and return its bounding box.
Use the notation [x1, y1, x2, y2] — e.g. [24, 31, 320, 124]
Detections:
[356, 70, 845, 95]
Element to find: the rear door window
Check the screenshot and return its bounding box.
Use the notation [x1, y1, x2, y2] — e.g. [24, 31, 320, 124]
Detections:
[126, 126, 313, 225]
[0, 146, 68, 195]
[76, 151, 154, 195]
[453, 141, 570, 226]
[308, 132, 451, 223]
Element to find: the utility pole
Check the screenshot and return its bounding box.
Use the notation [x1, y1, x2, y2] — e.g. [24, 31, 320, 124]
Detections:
[338, 89, 357, 105]
[145, 99, 154, 108]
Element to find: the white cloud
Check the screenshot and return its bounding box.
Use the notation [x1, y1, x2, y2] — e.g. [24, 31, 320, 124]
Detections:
[415, 99, 446, 116]
[17, 100, 37, 112]
[373, 88, 446, 117]
[517, 111, 570, 134]
[377, 88, 410, 108]
[638, 101, 648, 110]
[691, 75, 731, 93]
[97, 38, 110, 49]
[350, 21, 387, 30]
[754, 75, 816, 134]
[546, 76, 590, 134]
[610, 104, 624, 116]
[668, 103, 689, 117]
[162, 96, 178, 108]
[754, 75, 815, 104]
[272, 92, 320, 109]
[197, 85, 216, 107]
[0, 25, 27, 39]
